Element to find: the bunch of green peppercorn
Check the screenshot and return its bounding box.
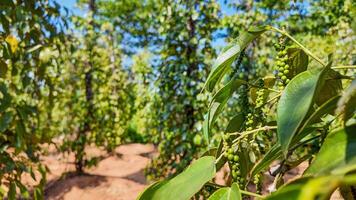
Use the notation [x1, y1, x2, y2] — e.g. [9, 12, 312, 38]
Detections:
[274, 38, 290, 90]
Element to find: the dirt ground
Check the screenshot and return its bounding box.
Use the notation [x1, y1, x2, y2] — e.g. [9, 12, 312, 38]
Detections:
[21, 143, 343, 200]
[22, 143, 155, 200]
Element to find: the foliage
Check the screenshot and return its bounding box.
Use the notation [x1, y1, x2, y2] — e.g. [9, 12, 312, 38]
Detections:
[55, 0, 132, 172]
[139, 23, 355, 199]
[141, 0, 221, 180]
[0, 0, 66, 198]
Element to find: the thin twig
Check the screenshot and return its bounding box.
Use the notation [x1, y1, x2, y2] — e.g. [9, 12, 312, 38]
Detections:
[230, 126, 277, 144]
[266, 93, 282, 104]
[240, 190, 264, 198]
[331, 65, 356, 70]
[248, 82, 281, 93]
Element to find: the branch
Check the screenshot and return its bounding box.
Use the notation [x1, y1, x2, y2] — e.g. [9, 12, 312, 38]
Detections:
[331, 65, 356, 70]
[230, 126, 277, 144]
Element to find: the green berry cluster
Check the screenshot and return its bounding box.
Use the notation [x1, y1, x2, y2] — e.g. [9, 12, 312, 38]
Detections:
[225, 146, 243, 186]
[254, 80, 266, 125]
[253, 173, 263, 193]
[245, 113, 254, 131]
[239, 85, 250, 115]
[274, 39, 290, 90]
[255, 88, 265, 108]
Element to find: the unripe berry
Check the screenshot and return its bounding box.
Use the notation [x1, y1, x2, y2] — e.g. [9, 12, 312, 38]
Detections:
[228, 148, 233, 154]
[228, 154, 234, 161]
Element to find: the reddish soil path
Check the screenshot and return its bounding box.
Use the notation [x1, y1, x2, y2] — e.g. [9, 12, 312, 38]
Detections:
[25, 143, 156, 200]
[23, 143, 343, 199]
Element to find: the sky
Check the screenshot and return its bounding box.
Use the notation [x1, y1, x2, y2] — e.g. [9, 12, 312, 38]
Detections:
[58, 0, 235, 18]
[58, 0, 233, 50]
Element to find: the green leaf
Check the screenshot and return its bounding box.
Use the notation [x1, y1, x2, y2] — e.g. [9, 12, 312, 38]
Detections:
[225, 113, 244, 134]
[251, 144, 281, 177]
[304, 125, 356, 176]
[204, 26, 268, 92]
[8, 181, 16, 200]
[277, 67, 327, 155]
[15, 120, 26, 150]
[0, 83, 11, 112]
[208, 188, 229, 200]
[315, 69, 343, 106]
[204, 79, 244, 142]
[286, 48, 308, 78]
[137, 156, 216, 200]
[265, 175, 356, 200]
[215, 140, 227, 171]
[252, 127, 318, 177]
[0, 186, 5, 198]
[337, 80, 356, 123]
[33, 187, 43, 200]
[230, 183, 242, 200]
[208, 183, 241, 200]
[0, 0, 14, 6]
[16, 181, 30, 199]
[301, 95, 340, 130]
[0, 59, 8, 78]
[0, 111, 13, 132]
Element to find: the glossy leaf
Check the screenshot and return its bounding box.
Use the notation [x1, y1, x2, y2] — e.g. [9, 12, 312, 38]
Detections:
[277, 67, 327, 155]
[0, 83, 11, 112]
[208, 183, 241, 200]
[337, 80, 356, 123]
[0, 59, 7, 78]
[286, 48, 308, 78]
[0, 111, 13, 132]
[315, 68, 343, 106]
[204, 26, 268, 92]
[137, 156, 216, 200]
[215, 140, 227, 171]
[208, 188, 229, 200]
[225, 113, 244, 133]
[8, 181, 16, 200]
[204, 79, 244, 142]
[301, 95, 340, 130]
[252, 127, 317, 177]
[265, 175, 356, 200]
[251, 144, 281, 177]
[304, 125, 356, 176]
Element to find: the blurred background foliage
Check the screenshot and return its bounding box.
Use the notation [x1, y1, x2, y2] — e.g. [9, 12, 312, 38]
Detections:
[0, 0, 355, 197]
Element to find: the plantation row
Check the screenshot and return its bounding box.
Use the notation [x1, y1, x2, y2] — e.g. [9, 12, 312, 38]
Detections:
[0, 0, 355, 199]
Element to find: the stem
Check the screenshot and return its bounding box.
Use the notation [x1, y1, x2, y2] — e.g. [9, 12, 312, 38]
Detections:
[270, 26, 327, 67]
[240, 190, 264, 198]
[230, 126, 277, 144]
[266, 93, 282, 104]
[215, 151, 225, 165]
[331, 65, 356, 70]
[248, 83, 280, 93]
[205, 183, 264, 198]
